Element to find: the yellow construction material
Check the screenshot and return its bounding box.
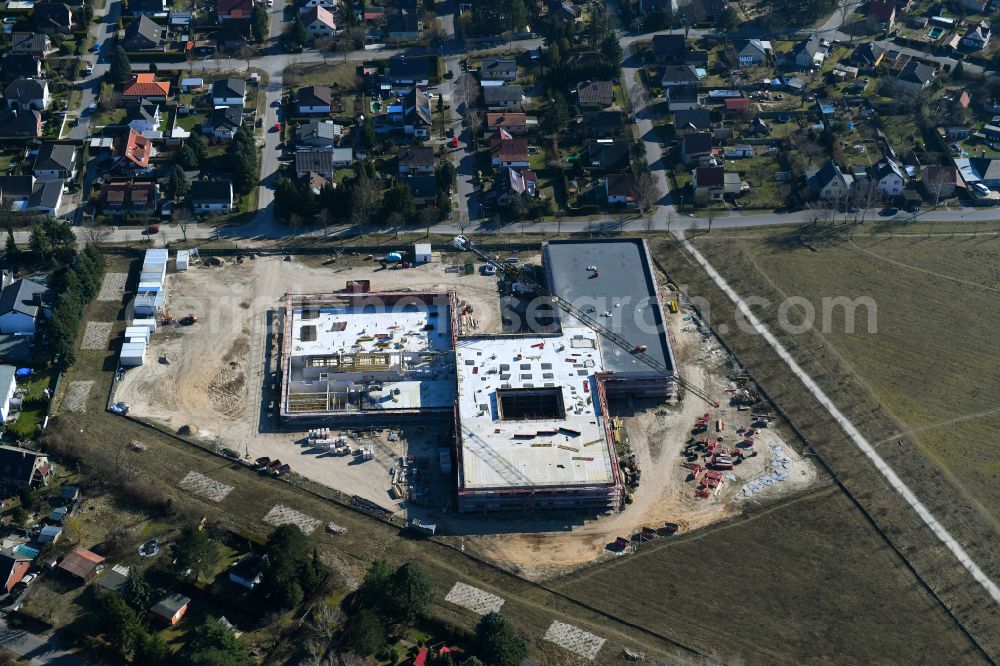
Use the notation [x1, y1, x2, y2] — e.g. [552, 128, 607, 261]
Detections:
[583, 438, 603, 447]
[530, 442, 553, 448]
[557, 444, 580, 452]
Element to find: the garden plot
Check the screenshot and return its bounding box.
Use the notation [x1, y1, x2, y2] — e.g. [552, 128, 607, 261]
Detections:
[62, 381, 93, 413]
[543, 620, 606, 661]
[445, 582, 505, 615]
[263, 504, 321, 535]
[98, 273, 128, 301]
[81, 322, 113, 350]
[179, 471, 233, 502]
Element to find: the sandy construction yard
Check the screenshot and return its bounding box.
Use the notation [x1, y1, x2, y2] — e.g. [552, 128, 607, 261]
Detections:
[115, 255, 505, 507]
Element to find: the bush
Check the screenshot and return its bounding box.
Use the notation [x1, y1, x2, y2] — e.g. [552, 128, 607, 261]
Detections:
[40, 416, 93, 461]
[119, 479, 170, 512]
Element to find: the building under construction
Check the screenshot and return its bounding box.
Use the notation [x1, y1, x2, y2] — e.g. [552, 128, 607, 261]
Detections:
[280, 290, 458, 425]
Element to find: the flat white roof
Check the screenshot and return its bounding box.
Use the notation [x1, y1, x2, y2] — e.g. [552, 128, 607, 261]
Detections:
[456, 329, 615, 489]
[289, 306, 450, 358]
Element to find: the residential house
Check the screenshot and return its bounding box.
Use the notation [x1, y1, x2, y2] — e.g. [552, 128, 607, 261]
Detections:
[605, 173, 636, 206]
[127, 103, 161, 135]
[681, 132, 713, 166]
[867, 156, 906, 197]
[724, 144, 753, 159]
[984, 125, 1000, 142]
[296, 85, 333, 114]
[896, 60, 935, 91]
[303, 5, 336, 40]
[300, 0, 337, 11]
[868, 0, 895, 29]
[212, 78, 247, 107]
[961, 22, 991, 50]
[579, 110, 623, 138]
[955, 156, 1000, 188]
[0, 552, 31, 593]
[920, 165, 958, 200]
[386, 13, 422, 40]
[1, 55, 43, 81]
[99, 182, 160, 216]
[494, 167, 537, 206]
[387, 56, 431, 87]
[788, 35, 824, 69]
[808, 160, 855, 200]
[401, 175, 437, 204]
[219, 18, 253, 52]
[942, 125, 971, 140]
[660, 65, 700, 88]
[651, 34, 685, 64]
[59, 548, 105, 582]
[673, 109, 712, 134]
[180, 78, 204, 92]
[10, 34, 53, 57]
[0, 109, 42, 138]
[0, 442, 50, 485]
[27, 179, 63, 216]
[205, 106, 242, 139]
[958, 0, 989, 10]
[150, 594, 190, 625]
[4, 79, 49, 110]
[128, 0, 168, 15]
[294, 148, 353, 177]
[112, 129, 154, 175]
[666, 85, 699, 111]
[0, 176, 34, 204]
[551, 0, 582, 22]
[733, 39, 771, 65]
[123, 16, 164, 51]
[398, 146, 435, 174]
[33, 144, 76, 180]
[577, 81, 614, 109]
[191, 180, 235, 212]
[122, 72, 170, 102]
[850, 42, 885, 69]
[0, 367, 14, 420]
[483, 85, 524, 111]
[586, 140, 630, 170]
[489, 138, 529, 168]
[228, 554, 266, 589]
[486, 112, 527, 136]
[693, 166, 741, 201]
[480, 58, 517, 82]
[0, 280, 50, 334]
[303, 171, 328, 194]
[723, 97, 752, 114]
[296, 119, 343, 147]
[217, 0, 253, 20]
[31, 3, 73, 33]
[402, 88, 431, 136]
[97, 564, 131, 595]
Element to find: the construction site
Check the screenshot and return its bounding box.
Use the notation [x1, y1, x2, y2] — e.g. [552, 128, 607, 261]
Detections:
[112, 238, 815, 571]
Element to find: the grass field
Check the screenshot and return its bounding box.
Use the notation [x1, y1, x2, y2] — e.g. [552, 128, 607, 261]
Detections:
[648, 224, 1000, 657]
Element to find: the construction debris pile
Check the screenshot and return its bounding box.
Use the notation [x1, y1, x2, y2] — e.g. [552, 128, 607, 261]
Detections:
[680, 411, 775, 499]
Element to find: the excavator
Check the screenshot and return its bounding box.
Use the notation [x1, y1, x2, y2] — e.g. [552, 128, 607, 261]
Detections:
[452, 235, 719, 407]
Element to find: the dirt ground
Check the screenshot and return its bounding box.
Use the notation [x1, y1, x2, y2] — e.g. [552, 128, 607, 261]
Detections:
[116, 254, 816, 578]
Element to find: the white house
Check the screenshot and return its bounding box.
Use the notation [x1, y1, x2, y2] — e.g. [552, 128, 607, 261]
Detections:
[299, 0, 336, 12]
[296, 85, 332, 114]
[191, 180, 234, 213]
[32, 144, 77, 180]
[867, 156, 906, 197]
[605, 173, 636, 206]
[0, 278, 50, 334]
[126, 103, 160, 135]
[4, 78, 49, 111]
[303, 5, 336, 40]
[808, 160, 855, 201]
[0, 366, 16, 422]
[211, 78, 246, 107]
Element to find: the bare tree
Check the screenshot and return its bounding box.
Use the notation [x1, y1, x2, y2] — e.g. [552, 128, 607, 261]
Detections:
[422, 206, 437, 236]
[665, 207, 675, 235]
[82, 221, 112, 246]
[315, 37, 335, 63]
[457, 73, 480, 116]
[388, 211, 404, 238]
[178, 219, 189, 242]
[634, 170, 660, 214]
[924, 168, 949, 208]
[316, 208, 332, 236]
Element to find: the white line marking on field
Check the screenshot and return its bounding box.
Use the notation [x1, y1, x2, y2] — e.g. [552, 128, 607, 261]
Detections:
[263, 505, 321, 535]
[97, 273, 127, 301]
[81, 321, 113, 350]
[682, 235, 1000, 605]
[445, 582, 505, 615]
[543, 620, 605, 661]
[179, 471, 233, 502]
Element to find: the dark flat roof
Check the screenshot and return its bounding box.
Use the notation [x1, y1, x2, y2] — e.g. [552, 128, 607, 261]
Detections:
[543, 239, 672, 375]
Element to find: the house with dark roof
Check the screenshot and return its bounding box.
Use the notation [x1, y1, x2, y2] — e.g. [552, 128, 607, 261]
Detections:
[673, 109, 712, 135]
[850, 42, 885, 69]
[123, 16, 164, 51]
[0, 279, 51, 334]
[693, 166, 740, 201]
[206, 106, 242, 139]
[219, 18, 253, 52]
[10, 33, 53, 57]
[0, 109, 42, 138]
[489, 138, 529, 168]
[579, 110, 623, 138]
[401, 175, 437, 204]
[577, 81, 614, 109]
[228, 554, 266, 589]
[128, 0, 168, 15]
[217, 0, 252, 20]
[0, 445, 51, 486]
[31, 3, 73, 33]
[4, 78, 49, 110]
[398, 146, 435, 174]
[480, 58, 518, 82]
[651, 34, 685, 64]
[0, 176, 34, 203]
[387, 56, 431, 87]
[483, 85, 524, 111]
[191, 180, 234, 213]
[296, 85, 332, 114]
[294, 148, 353, 177]
[788, 35, 824, 69]
[99, 182, 160, 216]
[126, 102, 160, 135]
[920, 164, 958, 200]
[666, 85, 699, 111]
[960, 21, 990, 51]
[295, 119, 342, 147]
[494, 167, 537, 206]
[113, 129, 154, 174]
[604, 173, 637, 206]
[868, 0, 895, 29]
[27, 179, 63, 216]
[386, 13, 422, 39]
[1, 55, 42, 81]
[681, 132, 713, 166]
[808, 160, 855, 200]
[487, 112, 527, 136]
[896, 60, 935, 91]
[733, 39, 770, 65]
[402, 88, 431, 137]
[660, 65, 700, 87]
[0, 552, 31, 593]
[586, 140, 630, 170]
[866, 156, 907, 197]
[33, 144, 76, 180]
[150, 594, 190, 625]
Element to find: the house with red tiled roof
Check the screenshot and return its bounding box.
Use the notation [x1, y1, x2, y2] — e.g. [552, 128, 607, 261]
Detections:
[112, 128, 154, 175]
[723, 97, 752, 114]
[489, 138, 529, 168]
[122, 72, 170, 101]
[217, 0, 253, 20]
[486, 112, 527, 135]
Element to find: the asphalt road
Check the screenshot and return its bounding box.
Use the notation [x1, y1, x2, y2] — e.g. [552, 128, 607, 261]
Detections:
[0, 613, 90, 665]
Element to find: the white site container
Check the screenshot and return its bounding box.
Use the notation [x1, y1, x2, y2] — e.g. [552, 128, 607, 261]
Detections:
[176, 250, 190, 271]
[131, 318, 157, 333]
[124, 327, 150, 343]
[120, 342, 146, 367]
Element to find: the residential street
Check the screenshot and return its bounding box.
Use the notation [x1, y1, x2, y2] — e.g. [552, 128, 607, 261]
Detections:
[0, 613, 90, 665]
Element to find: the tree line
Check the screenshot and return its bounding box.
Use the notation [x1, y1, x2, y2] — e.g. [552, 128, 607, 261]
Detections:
[47, 243, 105, 368]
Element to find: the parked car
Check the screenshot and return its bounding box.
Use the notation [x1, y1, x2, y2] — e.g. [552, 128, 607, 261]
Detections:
[145, 224, 160, 234]
[91, 41, 101, 52]
[880, 207, 898, 216]
[973, 182, 991, 197]
[272, 123, 281, 132]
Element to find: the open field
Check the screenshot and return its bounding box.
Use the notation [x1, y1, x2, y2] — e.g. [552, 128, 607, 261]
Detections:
[648, 225, 1000, 657]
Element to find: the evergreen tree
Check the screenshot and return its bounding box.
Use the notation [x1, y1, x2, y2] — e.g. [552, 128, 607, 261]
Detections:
[475, 612, 526, 666]
[186, 132, 209, 164]
[4, 231, 17, 261]
[135, 632, 170, 666]
[171, 525, 221, 582]
[101, 593, 144, 656]
[363, 116, 377, 150]
[251, 4, 269, 43]
[389, 562, 433, 624]
[170, 164, 189, 199]
[124, 566, 153, 611]
[286, 18, 308, 47]
[108, 47, 131, 85]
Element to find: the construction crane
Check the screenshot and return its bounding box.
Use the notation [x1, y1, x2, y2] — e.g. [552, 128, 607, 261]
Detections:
[452, 236, 719, 407]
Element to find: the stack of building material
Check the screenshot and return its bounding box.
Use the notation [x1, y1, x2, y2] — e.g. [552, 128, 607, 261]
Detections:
[135, 249, 169, 317]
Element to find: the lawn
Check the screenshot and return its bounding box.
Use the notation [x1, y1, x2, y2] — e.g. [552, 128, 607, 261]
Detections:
[94, 108, 126, 128]
[283, 61, 362, 90]
[176, 112, 208, 132]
